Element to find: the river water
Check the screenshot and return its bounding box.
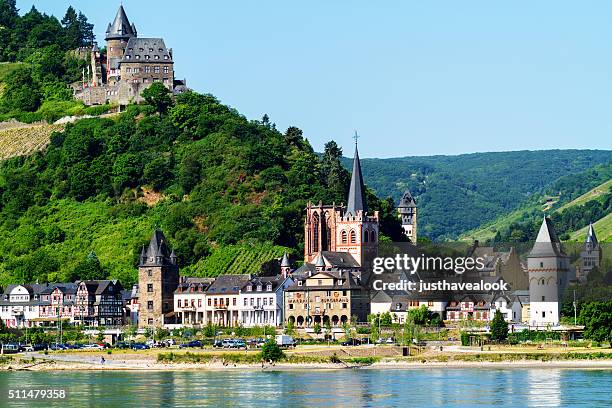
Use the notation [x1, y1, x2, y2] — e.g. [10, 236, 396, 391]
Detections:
[0, 368, 610, 407]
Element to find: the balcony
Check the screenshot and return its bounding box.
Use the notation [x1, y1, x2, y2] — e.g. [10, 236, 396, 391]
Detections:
[10, 309, 23, 316]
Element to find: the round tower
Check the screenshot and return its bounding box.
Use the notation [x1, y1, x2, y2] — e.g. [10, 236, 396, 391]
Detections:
[105, 5, 137, 85]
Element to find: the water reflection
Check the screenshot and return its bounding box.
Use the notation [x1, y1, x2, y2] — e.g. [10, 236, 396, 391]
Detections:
[0, 368, 610, 407]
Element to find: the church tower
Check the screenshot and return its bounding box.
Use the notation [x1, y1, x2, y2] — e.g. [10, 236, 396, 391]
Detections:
[138, 230, 179, 328]
[304, 140, 379, 269]
[579, 223, 602, 280]
[105, 5, 137, 85]
[527, 217, 570, 326]
[398, 189, 417, 242]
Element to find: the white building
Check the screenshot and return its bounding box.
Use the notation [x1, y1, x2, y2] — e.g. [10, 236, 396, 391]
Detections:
[239, 275, 293, 327]
[528, 217, 571, 326]
[174, 278, 214, 327]
[0, 284, 50, 328]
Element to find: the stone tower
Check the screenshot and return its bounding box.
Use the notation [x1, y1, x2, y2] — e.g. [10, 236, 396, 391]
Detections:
[105, 5, 137, 85]
[527, 217, 570, 326]
[304, 141, 379, 268]
[579, 223, 602, 280]
[398, 189, 417, 242]
[280, 252, 291, 278]
[138, 230, 179, 328]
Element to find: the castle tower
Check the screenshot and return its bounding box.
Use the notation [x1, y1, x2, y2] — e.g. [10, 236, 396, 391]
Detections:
[138, 230, 179, 328]
[580, 223, 602, 280]
[280, 252, 291, 278]
[105, 5, 137, 85]
[304, 140, 379, 269]
[527, 217, 570, 326]
[398, 189, 417, 242]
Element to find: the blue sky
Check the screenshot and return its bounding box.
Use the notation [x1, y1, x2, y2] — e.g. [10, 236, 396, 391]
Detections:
[20, 1, 612, 157]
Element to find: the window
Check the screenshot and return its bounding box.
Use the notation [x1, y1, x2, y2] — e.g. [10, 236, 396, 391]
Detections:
[315, 296, 321, 303]
[542, 296, 545, 301]
[247, 286, 252, 292]
[163, 66, 169, 74]
[145, 66, 150, 73]
[177, 299, 181, 308]
[244, 298, 248, 306]
[266, 284, 272, 291]
[269, 297, 274, 305]
[350, 230, 357, 244]
[428, 301, 434, 307]
[145, 55, 150, 60]
[147, 284, 153, 293]
[317, 280, 322, 286]
[289, 304, 293, 310]
[263, 298, 267, 306]
[208, 299, 211, 306]
[154, 55, 160, 60]
[134, 67, 140, 73]
[540, 262, 544, 268]
[250, 298, 254, 306]
[147, 301, 153, 310]
[126, 67, 132, 73]
[542, 311, 546, 318]
[337, 280, 343, 286]
[148, 318, 153, 325]
[342, 303, 347, 309]
[371, 231, 376, 242]
[198, 299, 202, 308]
[341, 230, 348, 244]
[147, 269, 152, 277]
[154, 66, 160, 73]
[257, 285, 262, 292]
[297, 281, 303, 286]
[342, 290, 347, 296]
[164, 55, 169, 60]
[364, 230, 369, 242]
[233, 298, 236, 306]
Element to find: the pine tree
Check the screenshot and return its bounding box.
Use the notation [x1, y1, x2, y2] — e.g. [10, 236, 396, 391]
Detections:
[490, 310, 509, 341]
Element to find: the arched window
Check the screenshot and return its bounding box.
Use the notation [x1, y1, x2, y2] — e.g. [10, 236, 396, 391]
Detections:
[539, 278, 545, 285]
[312, 213, 319, 253]
[364, 230, 369, 243]
[350, 230, 357, 244]
[371, 231, 376, 243]
[341, 230, 348, 244]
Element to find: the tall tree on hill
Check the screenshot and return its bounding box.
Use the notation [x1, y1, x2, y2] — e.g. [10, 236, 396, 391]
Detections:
[61, 6, 80, 49]
[320, 141, 350, 204]
[77, 12, 94, 46]
[0, 0, 18, 29]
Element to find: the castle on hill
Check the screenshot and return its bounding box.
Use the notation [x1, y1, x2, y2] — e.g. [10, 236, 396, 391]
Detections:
[73, 5, 188, 106]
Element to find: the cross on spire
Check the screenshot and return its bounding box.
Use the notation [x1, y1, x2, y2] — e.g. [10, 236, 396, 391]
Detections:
[353, 131, 360, 145]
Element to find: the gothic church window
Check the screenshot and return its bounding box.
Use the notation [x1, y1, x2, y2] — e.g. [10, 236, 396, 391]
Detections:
[364, 230, 369, 242]
[350, 230, 357, 244]
[371, 231, 376, 242]
[341, 230, 348, 244]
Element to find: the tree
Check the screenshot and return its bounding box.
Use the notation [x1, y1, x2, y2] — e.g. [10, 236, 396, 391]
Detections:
[125, 325, 137, 340]
[313, 323, 322, 337]
[70, 251, 105, 281]
[409, 305, 430, 326]
[261, 339, 284, 362]
[142, 82, 174, 114]
[1, 66, 41, 111]
[579, 302, 612, 343]
[96, 327, 105, 342]
[284, 320, 295, 336]
[490, 310, 509, 341]
[320, 141, 350, 203]
[0, 0, 18, 29]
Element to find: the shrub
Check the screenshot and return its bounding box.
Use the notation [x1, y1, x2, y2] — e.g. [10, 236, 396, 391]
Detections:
[261, 339, 284, 362]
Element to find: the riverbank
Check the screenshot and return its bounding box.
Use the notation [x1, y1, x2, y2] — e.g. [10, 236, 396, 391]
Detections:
[3, 348, 612, 371]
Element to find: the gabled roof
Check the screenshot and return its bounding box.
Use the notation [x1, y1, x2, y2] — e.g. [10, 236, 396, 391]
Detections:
[398, 190, 416, 208]
[345, 142, 367, 216]
[141, 230, 176, 267]
[106, 5, 136, 40]
[280, 253, 290, 268]
[206, 274, 251, 295]
[529, 217, 566, 258]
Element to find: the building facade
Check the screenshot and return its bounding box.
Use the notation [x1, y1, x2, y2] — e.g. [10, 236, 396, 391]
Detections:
[239, 275, 293, 327]
[397, 189, 417, 243]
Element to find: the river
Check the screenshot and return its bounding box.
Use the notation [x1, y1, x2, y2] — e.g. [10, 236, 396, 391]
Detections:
[0, 368, 610, 407]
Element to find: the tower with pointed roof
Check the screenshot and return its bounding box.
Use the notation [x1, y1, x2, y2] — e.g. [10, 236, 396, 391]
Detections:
[527, 217, 570, 326]
[579, 222, 602, 280]
[304, 139, 379, 269]
[397, 189, 417, 242]
[138, 230, 179, 328]
[105, 4, 137, 85]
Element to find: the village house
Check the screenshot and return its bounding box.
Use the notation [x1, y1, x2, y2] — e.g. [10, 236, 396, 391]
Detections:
[239, 274, 294, 327]
[174, 278, 214, 327]
[74, 280, 124, 327]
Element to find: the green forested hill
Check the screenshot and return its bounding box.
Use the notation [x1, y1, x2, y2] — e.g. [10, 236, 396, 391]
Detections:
[0, 89, 401, 287]
[345, 151, 612, 240]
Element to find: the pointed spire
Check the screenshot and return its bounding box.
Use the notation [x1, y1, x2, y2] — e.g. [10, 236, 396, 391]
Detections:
[585, 222, 599, 246]
[529, 217, 565, 257]
[281, 252, 290, 267]
[398, 189, 416, 208]
[314, 252, 325, 270]
[105, 5, 136, 40]
[345, 134, 367, 216]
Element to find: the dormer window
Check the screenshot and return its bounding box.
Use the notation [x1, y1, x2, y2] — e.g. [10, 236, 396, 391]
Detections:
[266, 285, 272, 291]
[136, 55, 141, 60]
[164, 55, 169, 60]
[145, 55, 150, 60]
[246, 286, 252, 292]
[149, 48, 154, 52]
[298, 281, 303, 286]
[256, 285, 262, 292]
[154, 55, 160, 60]
[139, 48, 144, 52]
[337, 280, 343, 285]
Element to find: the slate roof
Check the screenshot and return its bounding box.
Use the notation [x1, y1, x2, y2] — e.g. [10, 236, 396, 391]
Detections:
[398, 190, 416, 208]
[175, 278, 215, 294]
[585, 223, 599, 247]
[140, 230, 177, 267]
[242, 275, 286, 293]
[529, 217, 566, 258]
[106, 5, 137, 40]
[206, 274, 251, 295]
[345, 142, 367, 216]
[121, 38, 173, 63]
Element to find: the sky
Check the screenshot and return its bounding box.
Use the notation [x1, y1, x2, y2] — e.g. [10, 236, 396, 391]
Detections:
[18, 1, 612, 158]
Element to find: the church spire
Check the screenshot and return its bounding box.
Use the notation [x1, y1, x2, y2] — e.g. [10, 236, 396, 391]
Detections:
[585, 222, 599, 246]
[345, 134, 367, 216]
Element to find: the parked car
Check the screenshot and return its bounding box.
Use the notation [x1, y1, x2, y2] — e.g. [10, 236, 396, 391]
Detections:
[131, 343, 150, 350]
[213, 340, 223, 348]
[179, 340, 202, 348]
[341, 338, 362, 346]
[24, 343, 47, 352]
[248, 338, 266, 348]
[114, 342, 130, 349]
[1, 343, 21, 354]
[49, 343, 69, 351]
[227, 339, 246, 349]
[386, 338, 395, 345]
[82, 343, 105, 351]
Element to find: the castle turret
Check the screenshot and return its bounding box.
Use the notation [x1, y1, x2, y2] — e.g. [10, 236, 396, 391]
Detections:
[105, 5, 137, 85]
[138, 230, 179, 328]
[527, 217, 570, 326]
[280, 252, 291, 277]
[398, 189, 417, 242]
